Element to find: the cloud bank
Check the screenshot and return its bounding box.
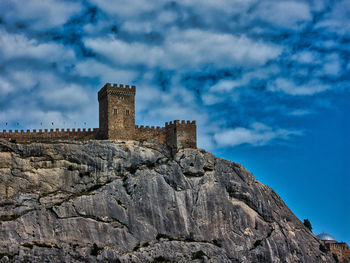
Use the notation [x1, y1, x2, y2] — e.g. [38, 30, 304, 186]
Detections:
[0, 0, 348, 150]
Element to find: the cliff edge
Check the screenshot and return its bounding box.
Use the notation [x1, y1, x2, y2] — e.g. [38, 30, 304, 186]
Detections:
[0, 139, 334, 262]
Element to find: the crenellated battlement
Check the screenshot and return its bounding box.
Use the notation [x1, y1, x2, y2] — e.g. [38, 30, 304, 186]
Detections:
[1, 128, 98, 134]
[1, 82, 197, 150]
[165, 120, 196, 127]
[133, 119, 196, 149]
[135, 125, 164, 131]
[103, 83, 136, 92]
[0, 128, 99, 142]
[98, 83, 136, 101]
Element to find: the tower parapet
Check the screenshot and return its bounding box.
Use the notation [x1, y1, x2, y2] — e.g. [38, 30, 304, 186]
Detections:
[98, 83, 136, 101]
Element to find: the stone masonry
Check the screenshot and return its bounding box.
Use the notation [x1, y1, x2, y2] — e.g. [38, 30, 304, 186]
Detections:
[323, 241, 350, 263]
[0, 83, 197, 150]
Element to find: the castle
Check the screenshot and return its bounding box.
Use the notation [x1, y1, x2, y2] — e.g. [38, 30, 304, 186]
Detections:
[317, 233, 350, 263]
[0, 83, 197, 150]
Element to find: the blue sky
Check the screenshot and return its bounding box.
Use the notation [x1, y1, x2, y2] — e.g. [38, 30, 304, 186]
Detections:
[0, 0, 349, 243]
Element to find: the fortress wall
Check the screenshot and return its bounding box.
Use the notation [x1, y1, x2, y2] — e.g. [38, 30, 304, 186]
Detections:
[0, 128, 99, 142]
[134, 125, 166, 144]
[176, 120, 197, 148]
[0, 121, 196, 150]
[135, 120, 197, 148]
[165, 120, 197, 149]
[324, 241, 350, 262]
[0, 83, 197, 149]
[164, 123, 177, 150]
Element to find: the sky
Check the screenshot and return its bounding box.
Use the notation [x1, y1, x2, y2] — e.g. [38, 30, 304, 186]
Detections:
[0, 0, 349, 243]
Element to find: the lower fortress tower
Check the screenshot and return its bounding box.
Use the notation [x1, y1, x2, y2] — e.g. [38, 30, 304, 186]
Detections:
[0, 83, 197, 150]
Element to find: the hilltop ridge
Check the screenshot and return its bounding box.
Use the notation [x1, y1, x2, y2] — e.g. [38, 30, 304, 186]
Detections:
[0, 139, 334, 262]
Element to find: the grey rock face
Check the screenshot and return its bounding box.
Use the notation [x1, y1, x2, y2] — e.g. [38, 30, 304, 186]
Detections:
[0, 139, 333, 262]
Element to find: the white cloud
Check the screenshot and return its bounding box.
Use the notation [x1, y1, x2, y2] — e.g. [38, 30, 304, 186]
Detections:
[130, 76, 211, 141]
[9, 71, 38, 89]
[0, 77, 13, 96]
[87, 0, 257, 36]
[197, 133, 215, 151]
[37, 73, 89, 107]
[89, 0, 254, 20]
[201, 93, 225, 106]
[180, 0, 257, 26]
[287, 109, 314, 116]
[74, 60, 139, 84]
[0, 108, 63, 127]
[316, 0, 350, 35]
[316, 53, 342, 77]
[321, 62, 341, 77]
[136, 83, 201, 123]
[166, 30, 282, 68]
[181, 0, 255, 13]
[88, 0, 162, 18]
[308, 0, 327, 12]
[292, 51, 320, 64]
[267, 78, 330, 96]
[121, 10, 178, 33]
[0, 70, 91, 108]
[214, 122, 301, 147]
[0, 28, 75, 62]
[83, 18, 118, 36]
[121, 21, 154, 34]
[39, 84, 89, 107]
[0, 0, 82, 30]
[0, 106, 98, 130]
[255, 1, 312, 30]
[0, 0, 346, 151]
[84, 36, 164, 67]
[0, 70, 38, 96]
[0, 71, 97, 129]
[84, 29, 282, 70]
[157, 10, 178, 24]
[210, 80, 241, 93]
[202, 79, 245, 105]
[202, 65, 281, 105]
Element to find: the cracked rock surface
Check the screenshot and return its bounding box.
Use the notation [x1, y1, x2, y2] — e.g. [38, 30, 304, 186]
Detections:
[0, 139, 333, 262]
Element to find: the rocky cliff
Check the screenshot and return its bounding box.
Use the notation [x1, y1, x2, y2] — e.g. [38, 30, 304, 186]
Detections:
[0, 139, 334, 262]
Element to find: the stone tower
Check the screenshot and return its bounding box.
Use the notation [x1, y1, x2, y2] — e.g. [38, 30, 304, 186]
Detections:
[98, 83, 136, 140]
